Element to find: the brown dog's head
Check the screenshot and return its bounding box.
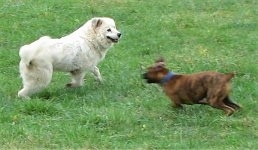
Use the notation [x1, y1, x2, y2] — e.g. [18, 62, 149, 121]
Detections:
[142, 58, 170, 84]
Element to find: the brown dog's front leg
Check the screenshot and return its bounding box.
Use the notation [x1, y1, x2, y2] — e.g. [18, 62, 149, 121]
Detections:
[170, 96, 183, 109]
[198, 98, 209, 104]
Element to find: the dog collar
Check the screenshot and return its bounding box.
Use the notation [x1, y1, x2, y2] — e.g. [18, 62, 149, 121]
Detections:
[160, 72, 175, 85]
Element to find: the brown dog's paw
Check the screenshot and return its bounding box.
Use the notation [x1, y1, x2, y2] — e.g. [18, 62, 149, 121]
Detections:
[226, 111, 234, 116]
[171, 103, 183, 109]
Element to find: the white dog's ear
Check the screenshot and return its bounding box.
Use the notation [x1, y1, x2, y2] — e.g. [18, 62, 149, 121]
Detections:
[92, 18, 103, 28]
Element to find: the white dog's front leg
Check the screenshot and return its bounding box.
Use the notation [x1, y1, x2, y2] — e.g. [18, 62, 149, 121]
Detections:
[91, 66, 103, 82]
[67, 70, 86, 87]
[18, 88, 33, 99]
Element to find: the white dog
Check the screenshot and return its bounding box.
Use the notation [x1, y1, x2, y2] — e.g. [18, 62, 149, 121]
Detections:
[18, 17, 121, 98]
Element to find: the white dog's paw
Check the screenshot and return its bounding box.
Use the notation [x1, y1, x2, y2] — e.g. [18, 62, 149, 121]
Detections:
[96, 77, 103, 83]
[66, 83, 82, 88]
[18, 90, 31, 99]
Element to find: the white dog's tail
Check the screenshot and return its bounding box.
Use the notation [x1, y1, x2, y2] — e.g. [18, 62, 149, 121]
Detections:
[19, 36, 51, 66]
[19, 45, 34, 66]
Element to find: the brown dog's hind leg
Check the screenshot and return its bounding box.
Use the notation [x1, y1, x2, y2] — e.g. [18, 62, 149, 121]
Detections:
[220, 103, 235, 116]
[208, 97, 235, 116]
[223, 96, 241, 111]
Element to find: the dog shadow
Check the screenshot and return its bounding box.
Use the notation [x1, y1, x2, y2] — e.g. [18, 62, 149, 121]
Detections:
[31, 81, 104, 101]
[165, 104, 223, 117]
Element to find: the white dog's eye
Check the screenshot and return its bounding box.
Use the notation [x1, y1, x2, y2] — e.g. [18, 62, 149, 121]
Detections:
[107, 28, 111, 32]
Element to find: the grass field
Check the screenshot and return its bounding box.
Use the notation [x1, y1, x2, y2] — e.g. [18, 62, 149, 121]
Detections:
[0, 0, 258, 149]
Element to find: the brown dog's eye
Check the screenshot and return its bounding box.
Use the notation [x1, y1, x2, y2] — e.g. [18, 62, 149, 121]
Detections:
[107, 28, 111, 32]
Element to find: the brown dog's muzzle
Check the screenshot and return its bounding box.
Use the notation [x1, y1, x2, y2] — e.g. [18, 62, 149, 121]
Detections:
[142, 72, 158, 84]
[142, 73, 147, 79]
[142, 73, 151, 83]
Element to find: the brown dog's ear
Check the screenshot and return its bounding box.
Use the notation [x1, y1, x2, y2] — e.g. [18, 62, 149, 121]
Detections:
[155, 57, 165, 66]
[92, 18, 103, 28]
[155, 57, 165, 63]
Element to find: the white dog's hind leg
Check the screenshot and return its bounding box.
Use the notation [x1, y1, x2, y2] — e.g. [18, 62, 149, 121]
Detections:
[18, 61, 53, 98]
[66, 70, 86, 87]
[91, 66, 103, 82]
[18, 86, 45, 98]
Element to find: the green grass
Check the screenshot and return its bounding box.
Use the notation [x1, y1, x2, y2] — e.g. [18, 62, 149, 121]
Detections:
[0, 0, 258, 149]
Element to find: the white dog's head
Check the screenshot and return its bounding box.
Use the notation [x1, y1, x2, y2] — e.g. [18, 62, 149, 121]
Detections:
[91, 17, 121, 45]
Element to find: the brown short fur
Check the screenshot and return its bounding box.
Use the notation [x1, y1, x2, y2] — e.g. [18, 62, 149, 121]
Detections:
[143, 58, 241, 116]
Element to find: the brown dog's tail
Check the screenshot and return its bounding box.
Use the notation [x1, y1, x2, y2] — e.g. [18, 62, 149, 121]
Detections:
[224, 73, 235, 81]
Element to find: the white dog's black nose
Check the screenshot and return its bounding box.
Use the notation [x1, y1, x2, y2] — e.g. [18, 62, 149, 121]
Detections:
[117, 33, 121, 37]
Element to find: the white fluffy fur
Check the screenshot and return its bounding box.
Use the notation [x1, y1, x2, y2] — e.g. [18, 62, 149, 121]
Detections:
[18, 17, 121, 98]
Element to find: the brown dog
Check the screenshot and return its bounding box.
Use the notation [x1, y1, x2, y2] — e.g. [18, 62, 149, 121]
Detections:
[142, 58, 240, 116]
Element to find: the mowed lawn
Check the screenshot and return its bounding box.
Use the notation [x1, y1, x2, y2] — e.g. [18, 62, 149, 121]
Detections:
[0, 0, 258, 149]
